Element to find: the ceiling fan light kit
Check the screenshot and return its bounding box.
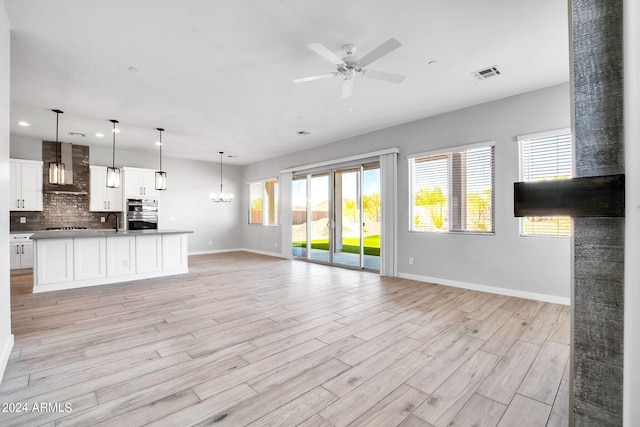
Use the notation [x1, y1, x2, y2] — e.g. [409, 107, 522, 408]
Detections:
[293, 38, 405, 99]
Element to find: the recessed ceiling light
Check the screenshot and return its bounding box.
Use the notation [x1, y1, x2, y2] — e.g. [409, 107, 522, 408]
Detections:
[18, 121, 29, 127]
[95, 133, 104, 138]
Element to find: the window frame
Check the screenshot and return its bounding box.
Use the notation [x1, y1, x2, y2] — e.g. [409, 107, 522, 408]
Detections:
[408, 141, 495, 235]
[517, 128, 572, 238]
[248, 177, 279, 226]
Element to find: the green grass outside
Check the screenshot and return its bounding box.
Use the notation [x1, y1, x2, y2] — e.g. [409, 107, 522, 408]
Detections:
[292, 235, 380, 256]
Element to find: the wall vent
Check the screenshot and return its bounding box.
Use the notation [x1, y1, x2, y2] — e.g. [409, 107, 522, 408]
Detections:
[472, 65, 501, 80]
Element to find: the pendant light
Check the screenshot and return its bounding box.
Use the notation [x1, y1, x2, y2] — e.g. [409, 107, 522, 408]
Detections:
[48, 109, 66, 185]
[210, 151, 233, 202]
[155, 128, 167, 191]
[106, 119, 121, 188]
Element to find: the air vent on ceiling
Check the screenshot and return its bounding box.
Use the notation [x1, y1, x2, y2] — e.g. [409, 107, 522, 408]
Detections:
[472, 65, 501, 81]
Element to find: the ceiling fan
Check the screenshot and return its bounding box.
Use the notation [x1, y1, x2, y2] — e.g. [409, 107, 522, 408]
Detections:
[293, 38, 405, 99]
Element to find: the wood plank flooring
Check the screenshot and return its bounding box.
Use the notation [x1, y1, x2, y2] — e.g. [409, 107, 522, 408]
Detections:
[1, 252, 570, 426]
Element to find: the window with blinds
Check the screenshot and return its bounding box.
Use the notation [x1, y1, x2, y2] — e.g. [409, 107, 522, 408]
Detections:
[409, 142, 495, 233]
[518, 130, 572, 236]
[249, 178, 278, 225]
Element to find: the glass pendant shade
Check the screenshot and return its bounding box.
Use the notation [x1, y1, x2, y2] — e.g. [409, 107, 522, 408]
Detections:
[209, 190, 234, 202]
[48, 109, 65, 185]
[107, 119, 120, 188]
[155, 171, 167, 191]
[155, 128, 167, 190]
[211, 151, 233, 202]
[106, 167, 120, 188]
[48, 161, 65, 185]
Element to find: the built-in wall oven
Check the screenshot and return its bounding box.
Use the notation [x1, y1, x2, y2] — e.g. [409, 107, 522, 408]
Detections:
[127, 199, 158, 230]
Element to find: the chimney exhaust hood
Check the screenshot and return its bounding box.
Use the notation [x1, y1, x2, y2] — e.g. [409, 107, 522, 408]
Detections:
[45, 142, 88, 195]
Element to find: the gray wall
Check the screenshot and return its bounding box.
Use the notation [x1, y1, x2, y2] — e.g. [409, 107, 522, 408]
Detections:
[0, 0, 12, 383]
[242, 83, 572, 301]
[10, 138, 244, 253]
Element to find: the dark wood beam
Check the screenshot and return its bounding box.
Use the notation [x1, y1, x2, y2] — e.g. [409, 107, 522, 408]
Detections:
[514, 174, 625, 218]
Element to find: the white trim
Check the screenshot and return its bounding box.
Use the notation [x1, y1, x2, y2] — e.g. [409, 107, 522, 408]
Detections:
[397, 272, 570, 305]
[280, 148, 399, 174]
[247, 177, 278, 185]
[624, 0, 640, 423]
[407, 140, 495, 160]
[0, 334, 14, 384]
[188, 248, 244, 255]
[240, 248, 286, 258]
[10, 158, 43, 166]
[516, 128, 571, 142]
[33, 268, 189, 293]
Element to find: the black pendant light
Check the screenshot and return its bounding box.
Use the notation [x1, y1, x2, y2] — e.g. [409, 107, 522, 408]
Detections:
[210, 151, 233, 202]
[106, 119, 121, 188]
[155, 128, 167, 191]
[48, 109, 65, 185]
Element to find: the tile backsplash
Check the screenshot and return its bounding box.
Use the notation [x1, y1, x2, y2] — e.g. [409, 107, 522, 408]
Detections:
[10, 141, 121, 232]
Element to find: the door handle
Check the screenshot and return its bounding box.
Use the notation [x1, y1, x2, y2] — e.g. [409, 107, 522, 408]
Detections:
[104, 201, 107, 209]
[21, 199, 25, 208]
[108, 201, 111, 210]
[16, 199, 20, 208]
[16, 245, 19, 255]
[21, 245, 24, 254]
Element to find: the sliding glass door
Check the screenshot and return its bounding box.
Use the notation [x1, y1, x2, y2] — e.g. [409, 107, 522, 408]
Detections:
[292, 163, 380, 271]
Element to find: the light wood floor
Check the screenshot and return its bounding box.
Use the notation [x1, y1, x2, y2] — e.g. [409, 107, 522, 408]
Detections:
[1, 252, 570, 427]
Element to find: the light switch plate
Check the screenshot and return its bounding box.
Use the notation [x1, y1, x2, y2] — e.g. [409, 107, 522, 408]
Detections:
[20, 217, 26, 224]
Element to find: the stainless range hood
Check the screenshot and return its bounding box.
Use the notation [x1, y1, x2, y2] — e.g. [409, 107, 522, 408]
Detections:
[46, 142, 88, 195]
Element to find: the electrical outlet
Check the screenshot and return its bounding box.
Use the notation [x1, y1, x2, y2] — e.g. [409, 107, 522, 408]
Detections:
[408, 257, 414, 265]
[101, 217, 106, 223]
[20, 217, 26, 224]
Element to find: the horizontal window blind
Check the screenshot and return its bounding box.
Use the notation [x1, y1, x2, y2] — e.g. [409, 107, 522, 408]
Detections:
[410, 143, 494, 233]
[519, 132, 572, 236]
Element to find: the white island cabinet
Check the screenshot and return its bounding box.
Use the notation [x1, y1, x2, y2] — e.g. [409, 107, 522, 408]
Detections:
[31, 230, 192, 293]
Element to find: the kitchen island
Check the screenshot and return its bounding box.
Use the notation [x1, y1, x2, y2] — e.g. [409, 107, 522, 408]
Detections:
[31, 229, 193, 293]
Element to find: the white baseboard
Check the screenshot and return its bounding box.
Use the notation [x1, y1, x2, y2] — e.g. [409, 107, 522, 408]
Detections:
[0, 334, 14, 385]
[397, 272, 570, 305]
[239, 248, 286, 259]
[188, 248, 243, 256]
[189, 248, 285, 258]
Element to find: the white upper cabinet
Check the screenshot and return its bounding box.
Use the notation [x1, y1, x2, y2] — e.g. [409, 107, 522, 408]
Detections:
[10, 159, 43, 211]
[89, 166, 123, 212]
[123, 167, 160, 199]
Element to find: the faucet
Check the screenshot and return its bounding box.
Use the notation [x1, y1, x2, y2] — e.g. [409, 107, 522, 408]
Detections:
[105, 212, 119, 232]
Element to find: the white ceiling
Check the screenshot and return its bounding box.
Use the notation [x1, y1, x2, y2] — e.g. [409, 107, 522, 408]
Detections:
[5, 0, 569, 165]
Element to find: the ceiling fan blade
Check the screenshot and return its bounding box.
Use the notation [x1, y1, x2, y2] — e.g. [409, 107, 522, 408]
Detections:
[361, 69, 405, 84]
[358, 38, 402, 67]
[341, 78, 354, 99]
[293, 73, 337, 83]
[307, 43, 345, 65]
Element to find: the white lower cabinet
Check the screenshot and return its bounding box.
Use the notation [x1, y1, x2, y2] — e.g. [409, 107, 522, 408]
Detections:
[163, 233, 188, 271]
[107, 236, 136, 277]
[35, 238, 74, 285]
[136, 235, 162, 273]
[74, 237, 107, 281]
[10, 242, 33, 269]
[32, 232, 190, 292]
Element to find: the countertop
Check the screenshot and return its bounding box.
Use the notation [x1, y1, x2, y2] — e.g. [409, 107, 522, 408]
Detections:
[30, 229, 193, 240]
